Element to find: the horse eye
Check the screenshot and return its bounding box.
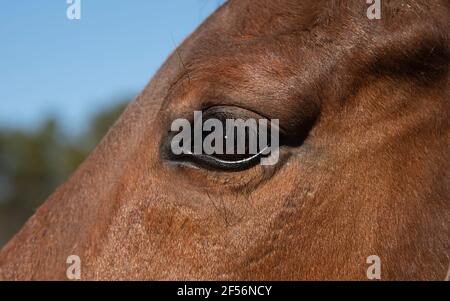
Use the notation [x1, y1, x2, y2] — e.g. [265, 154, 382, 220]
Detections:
[163, 107, 278, 171]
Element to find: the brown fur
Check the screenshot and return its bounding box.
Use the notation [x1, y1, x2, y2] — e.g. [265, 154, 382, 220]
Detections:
[0, 0, 449, 280]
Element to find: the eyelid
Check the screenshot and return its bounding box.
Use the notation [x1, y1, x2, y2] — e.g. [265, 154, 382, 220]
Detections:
[201, 105, 265, 120]
[201, 105, 287, 138]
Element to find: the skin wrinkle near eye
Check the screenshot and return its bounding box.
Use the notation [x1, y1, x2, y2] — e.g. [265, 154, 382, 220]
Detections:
[162, 69, 320, 141]
[164, 84, 288, 132]
[161, 69, 194, 113]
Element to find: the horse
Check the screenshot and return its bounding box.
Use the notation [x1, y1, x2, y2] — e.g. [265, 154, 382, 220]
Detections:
[0, 0, 449, 280]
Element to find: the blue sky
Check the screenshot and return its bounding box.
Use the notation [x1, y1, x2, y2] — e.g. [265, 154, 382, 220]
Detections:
[0, 0, 223, 133]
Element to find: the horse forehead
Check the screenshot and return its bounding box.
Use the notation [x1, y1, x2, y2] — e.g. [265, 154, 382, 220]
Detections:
[176, 0, 355, 79]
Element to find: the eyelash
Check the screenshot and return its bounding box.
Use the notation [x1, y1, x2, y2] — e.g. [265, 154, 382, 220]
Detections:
[172, 145, 270, 171]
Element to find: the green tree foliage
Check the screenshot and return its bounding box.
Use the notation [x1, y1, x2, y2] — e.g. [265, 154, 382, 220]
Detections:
[0, 101, 128, 247]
